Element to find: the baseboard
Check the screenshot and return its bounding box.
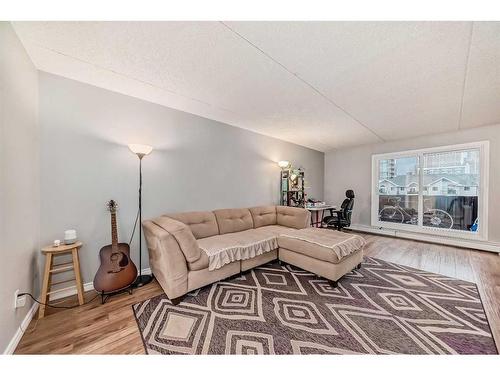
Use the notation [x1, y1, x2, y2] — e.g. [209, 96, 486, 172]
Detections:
[3, 301, 39, 355]
[349, 224, 500, 253]
[4, 267, 152, 355]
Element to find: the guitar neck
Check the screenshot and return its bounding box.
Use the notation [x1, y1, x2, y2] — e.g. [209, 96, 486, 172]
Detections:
[111, 212, 119, 249]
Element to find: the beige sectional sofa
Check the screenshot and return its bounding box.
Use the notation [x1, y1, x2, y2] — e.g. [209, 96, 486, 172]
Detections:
[143, 205, 364, 305]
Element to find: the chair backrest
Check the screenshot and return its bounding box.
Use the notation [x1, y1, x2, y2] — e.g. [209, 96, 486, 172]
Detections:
[340, 190, 355, 224]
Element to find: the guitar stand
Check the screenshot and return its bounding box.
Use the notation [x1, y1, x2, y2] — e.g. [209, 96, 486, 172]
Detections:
[99, 285, 134, 304]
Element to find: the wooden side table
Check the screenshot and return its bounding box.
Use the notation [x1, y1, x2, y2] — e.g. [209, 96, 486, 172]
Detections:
[39, 241, 84, 319]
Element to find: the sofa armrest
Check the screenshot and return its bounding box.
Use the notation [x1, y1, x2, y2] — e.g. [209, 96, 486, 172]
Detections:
[152, 216, 202, 263]
[276, 206, 311, 229]
[143, 220, 189, 299]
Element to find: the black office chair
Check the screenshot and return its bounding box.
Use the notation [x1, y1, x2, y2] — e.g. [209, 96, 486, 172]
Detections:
[323, 190, 355, 231]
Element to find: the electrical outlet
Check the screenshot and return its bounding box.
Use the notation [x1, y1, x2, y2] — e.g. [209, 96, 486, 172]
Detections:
[14, 289, 26, 309]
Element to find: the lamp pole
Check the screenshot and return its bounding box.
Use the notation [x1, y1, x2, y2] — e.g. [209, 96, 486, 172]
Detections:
[129, 145, 154, 288]
[138, 156, 143, 280]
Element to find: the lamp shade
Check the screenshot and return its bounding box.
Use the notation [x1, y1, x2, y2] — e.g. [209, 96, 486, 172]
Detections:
[128, 144, 153, 158]
[278, 160, 290, 169]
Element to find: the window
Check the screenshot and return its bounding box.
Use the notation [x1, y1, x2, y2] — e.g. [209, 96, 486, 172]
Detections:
[376, 156, 419, 226]
[372, 142, 489, 240]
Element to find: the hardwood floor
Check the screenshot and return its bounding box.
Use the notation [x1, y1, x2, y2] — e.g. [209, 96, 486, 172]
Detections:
[15, 233, 500, 354]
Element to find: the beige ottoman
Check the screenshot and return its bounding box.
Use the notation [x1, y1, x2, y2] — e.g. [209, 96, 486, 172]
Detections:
[278, 228, 365, 287]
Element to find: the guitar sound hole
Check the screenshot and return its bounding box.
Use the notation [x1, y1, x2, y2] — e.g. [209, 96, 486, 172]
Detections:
[107, 252, 129, 273]
[119, 252, 129, 267]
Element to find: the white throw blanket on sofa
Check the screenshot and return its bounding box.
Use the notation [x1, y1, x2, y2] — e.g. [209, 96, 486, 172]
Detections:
[280, 228, 366, 261]
[197, 229, 279, 271]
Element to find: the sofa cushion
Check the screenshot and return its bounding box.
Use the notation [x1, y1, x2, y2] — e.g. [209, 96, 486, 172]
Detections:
[249, 206, 277, 228]
[151, 216, 201, 263]
[213, 208, 254, 235]
[166, 211, 219, 239]
[279, 235, 340, 263]
[189, 250, 209, 271]
[278, 228, 366, 264]
[276, 206, 311, 229]
[197, 229, 278, 271]
[253, 224, 297, 237]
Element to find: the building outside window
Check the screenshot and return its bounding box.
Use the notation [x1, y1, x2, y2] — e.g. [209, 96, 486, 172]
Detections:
[372, 142, 489, 240]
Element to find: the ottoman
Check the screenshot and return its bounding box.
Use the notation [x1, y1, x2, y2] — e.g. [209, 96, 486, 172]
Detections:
[278, 228, 365, 287]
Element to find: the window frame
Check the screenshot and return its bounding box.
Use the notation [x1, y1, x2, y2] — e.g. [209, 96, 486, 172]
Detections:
[371, 141, 489, 241]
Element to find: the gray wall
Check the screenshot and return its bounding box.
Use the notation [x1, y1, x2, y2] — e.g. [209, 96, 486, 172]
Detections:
[0, 23, 40, 352]
[324, 123, 500, 243]
[39, 72, 324, 284]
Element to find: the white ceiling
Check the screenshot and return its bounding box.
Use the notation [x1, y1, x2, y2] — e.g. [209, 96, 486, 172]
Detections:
[12, 21, 500, 152]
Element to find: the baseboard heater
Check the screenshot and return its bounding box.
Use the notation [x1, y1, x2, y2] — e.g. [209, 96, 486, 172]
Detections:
[348, 224, 500, 254]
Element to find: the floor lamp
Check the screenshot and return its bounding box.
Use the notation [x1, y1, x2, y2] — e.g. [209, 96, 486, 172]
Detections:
[128, 143, 154, 287]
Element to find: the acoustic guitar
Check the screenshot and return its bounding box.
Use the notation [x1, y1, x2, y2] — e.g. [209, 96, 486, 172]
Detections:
[93, 200, 138, 294]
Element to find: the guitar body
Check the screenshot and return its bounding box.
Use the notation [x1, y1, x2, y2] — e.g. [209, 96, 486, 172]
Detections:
[93, 243, 138, 293]
[93, 200, 138, 294]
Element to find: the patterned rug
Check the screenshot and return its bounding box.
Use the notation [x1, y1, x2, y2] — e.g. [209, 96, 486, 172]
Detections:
[132, 257, 497, 354]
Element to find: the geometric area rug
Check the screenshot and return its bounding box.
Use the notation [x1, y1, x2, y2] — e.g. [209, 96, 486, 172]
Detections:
[132, 257, 498, 354]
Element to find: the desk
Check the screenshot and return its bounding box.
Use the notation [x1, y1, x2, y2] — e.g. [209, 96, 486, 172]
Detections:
[307, 205, 336, 227]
